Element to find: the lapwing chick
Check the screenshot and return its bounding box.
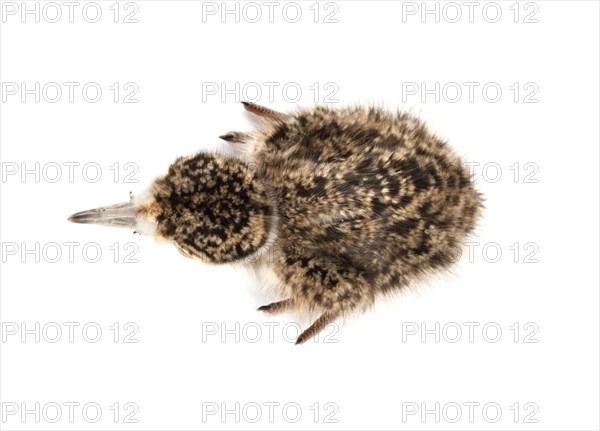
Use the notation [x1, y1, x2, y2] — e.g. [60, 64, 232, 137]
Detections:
[69, 102, 483, 344]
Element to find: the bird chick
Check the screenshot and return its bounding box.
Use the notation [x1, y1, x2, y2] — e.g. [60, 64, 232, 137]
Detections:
[69, 102, 483, 344]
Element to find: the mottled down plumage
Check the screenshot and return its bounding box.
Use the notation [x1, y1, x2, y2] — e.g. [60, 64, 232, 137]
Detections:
[70, 102, 483, 344]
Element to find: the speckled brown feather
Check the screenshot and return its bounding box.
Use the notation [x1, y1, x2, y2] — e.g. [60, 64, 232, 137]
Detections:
[141, 103, 483, 343]
[252, 106, 482, 317]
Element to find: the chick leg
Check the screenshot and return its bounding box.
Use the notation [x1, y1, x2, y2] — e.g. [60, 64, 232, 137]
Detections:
[296, 311, 339, 345]
[257, 298, 295, 316]
[241, 101, 289, 122]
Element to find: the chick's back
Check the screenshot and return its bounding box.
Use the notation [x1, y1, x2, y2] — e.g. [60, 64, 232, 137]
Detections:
[253, 106, 482, 293]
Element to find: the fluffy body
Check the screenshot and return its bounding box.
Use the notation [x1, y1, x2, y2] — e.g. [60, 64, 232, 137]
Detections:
[137, 104, 482, 342]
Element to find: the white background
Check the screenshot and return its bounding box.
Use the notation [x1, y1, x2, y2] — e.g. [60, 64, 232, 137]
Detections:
[1, 1, 599, 430]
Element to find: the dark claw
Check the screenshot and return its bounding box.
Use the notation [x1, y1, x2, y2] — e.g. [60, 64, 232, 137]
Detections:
[295, 334, 308, 345]
[219, 133, 235, 142]
[219, 131, 249, 143]
[257, 299, 295, 316]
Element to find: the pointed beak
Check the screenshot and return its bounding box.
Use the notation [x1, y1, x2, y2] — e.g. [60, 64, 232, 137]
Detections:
[68, 201, 139, 229]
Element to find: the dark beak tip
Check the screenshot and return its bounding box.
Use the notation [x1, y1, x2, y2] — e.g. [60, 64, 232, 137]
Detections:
[67, 213, 83, 223]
